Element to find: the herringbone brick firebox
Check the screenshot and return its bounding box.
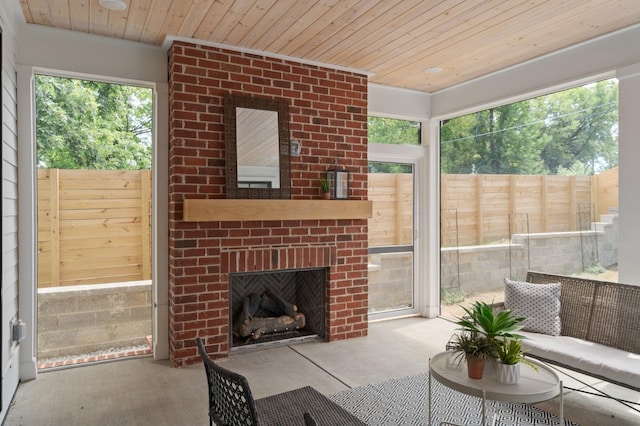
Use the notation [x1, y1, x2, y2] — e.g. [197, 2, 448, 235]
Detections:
[168, 40, 369, 367]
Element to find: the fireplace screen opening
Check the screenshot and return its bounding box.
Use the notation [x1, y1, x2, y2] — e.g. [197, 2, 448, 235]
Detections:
[230, 268, 326, 348]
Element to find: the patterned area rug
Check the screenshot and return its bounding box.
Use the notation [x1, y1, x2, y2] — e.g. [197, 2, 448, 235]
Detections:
[329, 373, 578, 426]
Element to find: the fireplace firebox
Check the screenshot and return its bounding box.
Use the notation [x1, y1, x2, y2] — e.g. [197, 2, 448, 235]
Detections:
[230, 268, 326, 349]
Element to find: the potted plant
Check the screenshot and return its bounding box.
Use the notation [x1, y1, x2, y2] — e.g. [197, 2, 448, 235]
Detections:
[450, 332, 494, 379]
[456, 300, 526, 344]
[320, 178, 331, 199]
[455, 300, 527, 377]
[494, 337, 538, 384]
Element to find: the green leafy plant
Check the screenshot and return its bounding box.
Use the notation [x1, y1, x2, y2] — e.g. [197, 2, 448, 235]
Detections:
[320, 178, 330, 193]
[494, 337, 538, 370]
[584, 264, 606, 274]
[441, 288, 466, 305]
[456, 300, 526, 342]
[451, 332, 494, 361]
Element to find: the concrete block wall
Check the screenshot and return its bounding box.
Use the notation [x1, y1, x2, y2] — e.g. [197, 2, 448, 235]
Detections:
[368, 253, 412, 312]
[37, 281, 151, 359]
[442, 212, 619, 297]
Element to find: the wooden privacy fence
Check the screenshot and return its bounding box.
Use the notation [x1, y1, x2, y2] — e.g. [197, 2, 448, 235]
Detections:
[37, 169, 152, 288]
[368, 173, 414, 247]
[368, 168, 618, 248]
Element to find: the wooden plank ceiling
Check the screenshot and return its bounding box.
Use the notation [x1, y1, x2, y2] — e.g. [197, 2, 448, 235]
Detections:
[17, 0, 640, 92]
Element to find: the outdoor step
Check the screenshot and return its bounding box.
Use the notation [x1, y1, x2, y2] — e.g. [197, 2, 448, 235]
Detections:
[592, 221, 612, 232]
[598, 214, 617, 224]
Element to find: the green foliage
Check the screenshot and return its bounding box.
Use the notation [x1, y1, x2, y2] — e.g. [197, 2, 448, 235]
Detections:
[440, 79, 618, 176]
[584, 264, 606, 274]
[441, 288, 466, 305]
[456, 300, 525, 341]
[495, 338, 538, 370]
[36, 75, 153, 170]
[320, 178, 330, 193]
[368, 117, 420, 145]
[451, 332, 494, 360]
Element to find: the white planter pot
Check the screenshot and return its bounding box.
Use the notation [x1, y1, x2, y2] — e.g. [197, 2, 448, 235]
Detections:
[496, 362, 520, 384]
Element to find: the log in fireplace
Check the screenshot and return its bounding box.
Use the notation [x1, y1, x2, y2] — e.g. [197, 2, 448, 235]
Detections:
[230, 268, 327, 349]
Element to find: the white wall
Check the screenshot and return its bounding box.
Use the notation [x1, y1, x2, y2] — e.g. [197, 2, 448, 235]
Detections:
[15, 24, 171, 381]
[0, 0, 25, 420]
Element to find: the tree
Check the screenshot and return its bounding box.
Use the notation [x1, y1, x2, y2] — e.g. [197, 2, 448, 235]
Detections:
[439, 79, 618, 175]
[368, 117, 420, 145]
[538, 80, 618, 174]
[36, 75, 152, 170]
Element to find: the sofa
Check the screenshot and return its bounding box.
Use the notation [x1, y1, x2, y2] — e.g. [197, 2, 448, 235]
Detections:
[503, 271, 640, 392]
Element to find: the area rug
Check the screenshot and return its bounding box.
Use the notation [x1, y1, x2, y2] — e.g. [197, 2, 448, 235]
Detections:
[329, 373, 578, 426]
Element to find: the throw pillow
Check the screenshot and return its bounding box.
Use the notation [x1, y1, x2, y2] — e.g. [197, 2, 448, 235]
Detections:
[504, 278, 561, 336]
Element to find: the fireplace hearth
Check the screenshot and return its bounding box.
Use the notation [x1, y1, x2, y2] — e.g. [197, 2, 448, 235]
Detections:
[230, 268, 326, 349]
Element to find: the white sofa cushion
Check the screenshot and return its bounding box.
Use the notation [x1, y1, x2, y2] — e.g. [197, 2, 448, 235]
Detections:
[504, 278, 561, 336]
[520, 331, 640, 390]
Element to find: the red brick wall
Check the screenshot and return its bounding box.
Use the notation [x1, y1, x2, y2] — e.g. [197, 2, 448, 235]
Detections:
[168, 41, 369, 367]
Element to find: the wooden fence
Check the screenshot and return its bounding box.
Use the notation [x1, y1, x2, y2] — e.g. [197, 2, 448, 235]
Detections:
[37, 169, 152, 288]
[37, 168, 617, 287]
[369, 168, 619, 248]
[368, 173, 414, 247]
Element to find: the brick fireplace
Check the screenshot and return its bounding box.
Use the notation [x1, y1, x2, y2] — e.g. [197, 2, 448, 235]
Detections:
[168, 41, 369, 367]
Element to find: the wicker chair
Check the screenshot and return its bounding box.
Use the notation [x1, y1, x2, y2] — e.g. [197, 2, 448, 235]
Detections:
[196, 337, 318, 426]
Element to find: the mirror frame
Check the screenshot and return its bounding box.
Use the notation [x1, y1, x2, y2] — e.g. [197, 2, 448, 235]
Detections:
[224, 93, 291, 199]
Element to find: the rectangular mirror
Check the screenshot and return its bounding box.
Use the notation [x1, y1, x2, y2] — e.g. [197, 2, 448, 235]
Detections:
[225, 93, 291, 199]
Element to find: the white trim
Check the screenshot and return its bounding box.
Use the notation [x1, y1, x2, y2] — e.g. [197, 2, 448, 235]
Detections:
[152, 81, 170, 360]
[16, 66, 170, 367]
[163, 34, 374, 77]
[368, 83, 431, 120]
[425, 119, 440, 317]
[16, 65, 37, 380]
[368, 142, 427, 321]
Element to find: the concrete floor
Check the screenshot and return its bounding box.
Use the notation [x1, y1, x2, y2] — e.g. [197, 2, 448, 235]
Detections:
[3, 317, 639, 425]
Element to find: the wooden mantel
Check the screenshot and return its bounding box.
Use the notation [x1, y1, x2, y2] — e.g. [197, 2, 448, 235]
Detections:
[183, 199, 373, 222]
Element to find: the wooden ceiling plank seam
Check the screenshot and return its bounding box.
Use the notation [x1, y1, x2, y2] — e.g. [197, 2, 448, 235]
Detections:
[192, 0, 236, 41]
[106, 0, 132, 39]
[290, 0, 392, 58]
[19, 0, 35, 22]
[25, 0, 53, 26]
[89, 0, 110, 36]
[371, 0, 592, 88]
[278, 0, 374, 56]
[68, 0, 90, 33]
[434, 0, 637, 79]
[325, 0, 473, 67]
[365, 0, 546, 79]
[456, 6, 640, 78]
[176, 0, 216, 38]
[154, 0, 195, 44]
[349, 0, 529, 71]
[323, 0, 470, 65]
[396, 3, 637, 90]
[225, 0, 282, 48]
[123, 0, 153, 41]
[211, 0, 259, 46]
[48, 0, 72, 29]
[237, 0, 314, 50]
[139, 0, 173, 45]
[263, 0, 343, 53]
[304, 0, 425, 62]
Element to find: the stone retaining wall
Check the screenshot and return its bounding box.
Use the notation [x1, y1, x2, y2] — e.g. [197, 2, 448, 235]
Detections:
[37, 281, 152, 359]
[442, 213, 618, 297]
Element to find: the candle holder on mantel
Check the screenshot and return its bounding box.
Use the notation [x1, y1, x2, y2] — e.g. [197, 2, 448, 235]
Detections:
[326, 169, 349, 200]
